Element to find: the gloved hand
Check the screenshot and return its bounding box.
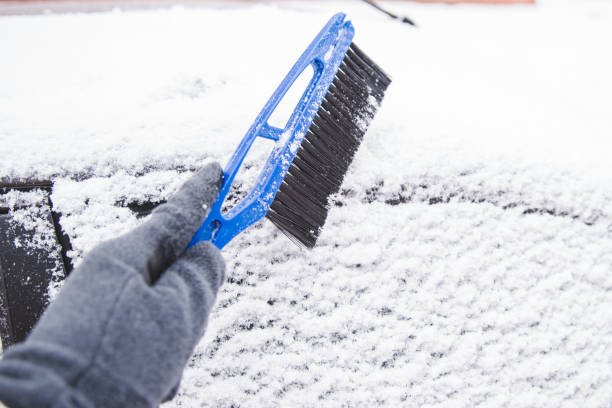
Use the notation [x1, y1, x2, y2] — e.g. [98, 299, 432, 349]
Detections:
[0, 163, 226, 408]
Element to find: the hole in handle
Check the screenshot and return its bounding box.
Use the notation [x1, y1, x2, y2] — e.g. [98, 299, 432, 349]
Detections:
[267, 64, 316, 130]
[221, 136, 277, 215]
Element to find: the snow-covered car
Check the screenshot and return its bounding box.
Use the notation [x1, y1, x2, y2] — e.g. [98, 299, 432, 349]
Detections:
[1, 1, 611, 406]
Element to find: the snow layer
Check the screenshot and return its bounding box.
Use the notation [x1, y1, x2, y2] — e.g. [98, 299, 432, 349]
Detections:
[1, 189, 66, 300]
[1, 0, 612, 406]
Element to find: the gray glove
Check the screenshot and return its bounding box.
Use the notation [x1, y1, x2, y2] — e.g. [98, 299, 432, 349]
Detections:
[0, 163, 226, 408]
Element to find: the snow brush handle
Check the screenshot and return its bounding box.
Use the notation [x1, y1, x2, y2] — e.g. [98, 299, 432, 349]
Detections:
[188, 13, 354, 250]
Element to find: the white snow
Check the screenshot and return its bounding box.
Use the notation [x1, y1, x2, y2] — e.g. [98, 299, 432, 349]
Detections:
[1, 0, 612, 406]
[1, 189, 66, 299]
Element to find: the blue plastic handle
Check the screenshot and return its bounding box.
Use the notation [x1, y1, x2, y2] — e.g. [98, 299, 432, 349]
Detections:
[189, 13, 355, 249]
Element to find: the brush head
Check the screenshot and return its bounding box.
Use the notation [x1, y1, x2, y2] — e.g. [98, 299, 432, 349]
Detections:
[266, 43, 391, 248]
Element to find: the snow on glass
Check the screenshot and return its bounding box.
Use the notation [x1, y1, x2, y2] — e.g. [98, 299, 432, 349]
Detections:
[1, 1, 612, 406]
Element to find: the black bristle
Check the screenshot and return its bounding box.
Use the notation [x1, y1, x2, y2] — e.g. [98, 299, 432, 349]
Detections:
[349, 43, 392, 87]
[266, 43, 391, 248]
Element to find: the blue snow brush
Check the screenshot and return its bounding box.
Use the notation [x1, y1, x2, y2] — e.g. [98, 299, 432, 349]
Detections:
[189, 13, 391, 250]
